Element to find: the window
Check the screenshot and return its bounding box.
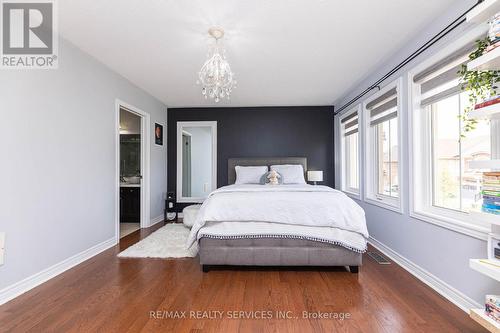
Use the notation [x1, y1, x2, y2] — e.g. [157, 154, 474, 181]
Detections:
[376, 117, 399, 198]
[364, 80, 402, 210]
[430, 93, 490, 213]
[340, 107, 360, 195]
[411, 38, 492, 236]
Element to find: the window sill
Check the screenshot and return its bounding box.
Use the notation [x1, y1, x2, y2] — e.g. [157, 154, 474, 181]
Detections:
[342, 189, 360, 200]
[365, 196, 403, 214]
[410, 208, 489, 241]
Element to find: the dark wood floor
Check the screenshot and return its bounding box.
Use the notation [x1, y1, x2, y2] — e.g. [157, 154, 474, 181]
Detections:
[0, 222, 486, 332]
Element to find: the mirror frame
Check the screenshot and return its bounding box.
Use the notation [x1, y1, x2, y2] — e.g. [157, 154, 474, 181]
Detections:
[176, 121, 217, 203]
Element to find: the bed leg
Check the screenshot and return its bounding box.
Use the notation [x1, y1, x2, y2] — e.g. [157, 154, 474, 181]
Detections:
[349, 266, 359, 273]
[202, 265, 209, 273]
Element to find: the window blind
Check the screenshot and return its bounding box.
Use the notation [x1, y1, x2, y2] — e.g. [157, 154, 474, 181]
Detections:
[413, 42, 476, 108]
[366, 87, 398, 126]
[341, 111, 358, 137]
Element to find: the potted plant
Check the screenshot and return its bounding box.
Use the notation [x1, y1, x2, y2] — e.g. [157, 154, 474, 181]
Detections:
[459, 38, 500, 135]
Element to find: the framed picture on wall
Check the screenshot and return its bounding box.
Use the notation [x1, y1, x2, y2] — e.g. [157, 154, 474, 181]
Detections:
[155, 123, 163, 146]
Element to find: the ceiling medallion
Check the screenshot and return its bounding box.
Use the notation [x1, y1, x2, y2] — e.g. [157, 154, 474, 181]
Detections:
[196, 27, 236, 102]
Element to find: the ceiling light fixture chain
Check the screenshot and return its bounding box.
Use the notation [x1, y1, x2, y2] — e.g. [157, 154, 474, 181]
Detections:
[196, 27, 236, 103]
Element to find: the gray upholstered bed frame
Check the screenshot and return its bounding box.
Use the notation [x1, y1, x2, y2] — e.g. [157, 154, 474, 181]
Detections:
[199, 157, 362, 273]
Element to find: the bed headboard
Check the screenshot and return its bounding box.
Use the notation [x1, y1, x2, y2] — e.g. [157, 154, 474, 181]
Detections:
[227, 157, 307, 184]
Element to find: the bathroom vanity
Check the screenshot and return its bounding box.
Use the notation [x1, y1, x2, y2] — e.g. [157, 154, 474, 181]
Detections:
[120, 184, 140, 223]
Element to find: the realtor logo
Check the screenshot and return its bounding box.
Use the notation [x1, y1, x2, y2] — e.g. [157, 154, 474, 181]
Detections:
[1, 0, 58, 69]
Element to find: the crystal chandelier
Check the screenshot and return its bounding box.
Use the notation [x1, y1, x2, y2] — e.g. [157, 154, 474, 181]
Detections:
[197, 27, 236, 102]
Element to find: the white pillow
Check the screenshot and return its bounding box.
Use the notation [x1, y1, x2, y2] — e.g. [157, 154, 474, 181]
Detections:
[270, 164, 306, 184]
[235, 166, 268, 184]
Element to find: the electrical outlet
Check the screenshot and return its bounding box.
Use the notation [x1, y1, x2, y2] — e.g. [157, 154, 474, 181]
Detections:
[0, 232, 5, 266]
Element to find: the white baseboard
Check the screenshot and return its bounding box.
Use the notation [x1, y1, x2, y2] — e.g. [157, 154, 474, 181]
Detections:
[150, 214, 165, 227]
[0, 237, 116, 306]
[368, 237, 481, 312]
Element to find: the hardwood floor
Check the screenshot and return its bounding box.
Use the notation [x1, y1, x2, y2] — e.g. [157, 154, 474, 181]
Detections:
[0, 222, 486, 333]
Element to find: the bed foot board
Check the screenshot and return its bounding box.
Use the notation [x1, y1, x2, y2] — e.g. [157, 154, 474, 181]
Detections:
[202, 264, 359, 273]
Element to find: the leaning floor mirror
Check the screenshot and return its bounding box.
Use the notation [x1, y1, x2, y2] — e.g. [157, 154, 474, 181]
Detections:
[176, 121, 217, 203]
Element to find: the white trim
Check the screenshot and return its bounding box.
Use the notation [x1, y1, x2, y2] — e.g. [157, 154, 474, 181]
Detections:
[359, 104, 366, 202]
[115, 100, 152, 244]
[363, 78, 404, 213]
[0, 237, 115, 306]
[410, 209, 489, 240]
[369, 236, 481, 312]
[334, 115, 342, 191]
[364, 197, 404, 214]
[339, 104, 361, 199]
[176, 121, 217, 203]
[343, 190, 361, 200]
[407, 25, 491, 240]
[150, 214, 165, 227]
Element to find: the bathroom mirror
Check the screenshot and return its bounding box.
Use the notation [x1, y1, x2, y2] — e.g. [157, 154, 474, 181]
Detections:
[176, 121, 217, 203]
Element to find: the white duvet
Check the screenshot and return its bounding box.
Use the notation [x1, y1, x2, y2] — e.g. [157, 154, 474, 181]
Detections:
[187, 184, 369, 253]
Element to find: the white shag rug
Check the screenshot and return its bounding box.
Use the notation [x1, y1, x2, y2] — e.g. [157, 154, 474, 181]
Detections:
[118, 224, 197, 258]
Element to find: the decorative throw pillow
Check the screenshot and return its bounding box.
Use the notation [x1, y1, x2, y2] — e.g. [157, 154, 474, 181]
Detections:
[260, 170, 283, 185]
[270, 164, 306, 184]
[235, 165, 268, 184]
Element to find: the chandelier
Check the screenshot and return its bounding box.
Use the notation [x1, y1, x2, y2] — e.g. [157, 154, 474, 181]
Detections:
[197, 27, 236, 102]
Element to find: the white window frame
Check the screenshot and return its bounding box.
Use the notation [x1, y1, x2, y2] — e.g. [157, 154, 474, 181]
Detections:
[340, 105, 362, 198]
[363, 78, 404, 213]
[408, 24, 490, 240]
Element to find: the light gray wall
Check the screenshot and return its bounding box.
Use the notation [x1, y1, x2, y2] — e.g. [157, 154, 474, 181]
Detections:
[334, 0, 500, 305]
[0, 38, 167, 291]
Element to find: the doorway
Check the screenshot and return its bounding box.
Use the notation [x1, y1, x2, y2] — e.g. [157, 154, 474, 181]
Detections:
[115, 100, 151, 242]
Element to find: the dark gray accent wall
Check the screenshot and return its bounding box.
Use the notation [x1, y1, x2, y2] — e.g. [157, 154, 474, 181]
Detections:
[168, 106, 334, 208]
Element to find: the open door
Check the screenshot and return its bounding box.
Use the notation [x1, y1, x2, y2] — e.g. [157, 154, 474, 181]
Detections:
[115, 100, 151, 242]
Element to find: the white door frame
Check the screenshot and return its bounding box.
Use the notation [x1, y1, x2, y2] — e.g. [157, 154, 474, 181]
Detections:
[115, 99, 151, 243]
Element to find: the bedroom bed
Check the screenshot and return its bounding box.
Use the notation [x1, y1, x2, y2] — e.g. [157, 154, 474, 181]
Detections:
[186, 157, 368, 273]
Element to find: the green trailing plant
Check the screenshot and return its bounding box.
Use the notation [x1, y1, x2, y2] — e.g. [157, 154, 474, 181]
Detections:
[458, 37, 500, 135]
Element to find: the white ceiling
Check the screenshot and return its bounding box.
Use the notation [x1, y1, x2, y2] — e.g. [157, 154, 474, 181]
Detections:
[60, 0, 459, 108]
